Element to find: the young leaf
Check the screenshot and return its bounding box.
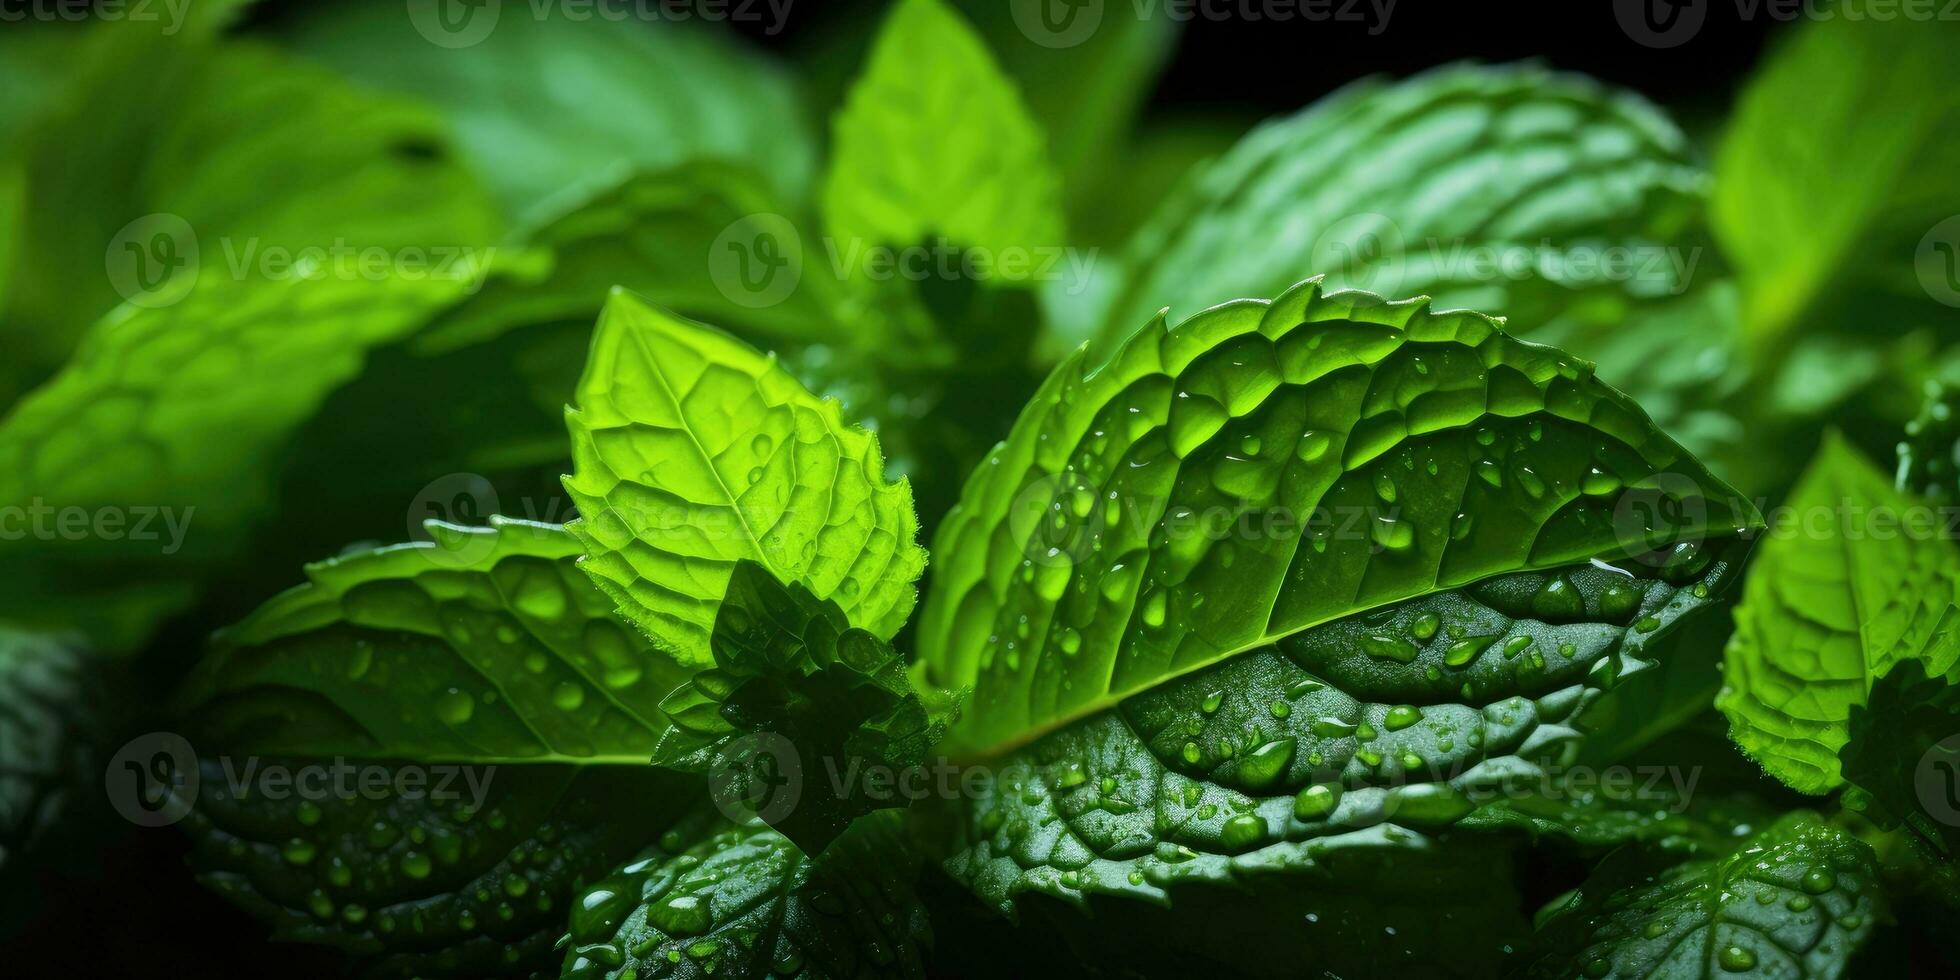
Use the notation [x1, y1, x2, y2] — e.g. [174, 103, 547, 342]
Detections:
[650, 561, 950, 854]
[288, 6, 816, 225]
[180, 519, 689, 763]
[921, 280, 1757, 754]
[823, 0, 1065, 277]
[1712, 15, 1960, 353]
[1067, 63, 1707, 356]
[1720, 434, 1960, 793]
[944, 548, 1740, 912]
[1523, 813, 1881, 979]
[559, 812, 929, 979]
[183, 762, 688, 979]
[562, 292, 925, 666]
[0, 272, 479, 649]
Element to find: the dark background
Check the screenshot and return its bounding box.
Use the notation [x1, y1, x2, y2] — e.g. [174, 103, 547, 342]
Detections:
[7, 0, 1785, 975]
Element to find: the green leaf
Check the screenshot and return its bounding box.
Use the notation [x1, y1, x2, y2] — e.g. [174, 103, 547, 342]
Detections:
[0, 272, 479, 649]
[1070, 63, 1707, 357]
[0, 32, 501, 393]
[1712, 15, 1960, 353]
[1839, 653, 1960, 832]
[942, 547, 1740, 912]
[418, 164, 850, 356]
[1896, 380, 1960, 503]
[1523, 813, 1882, 979]
[823, 0, 1065, 276]
[183, 762, 688, 978]
[650, 561, 950, 854]
[922, 280, 1757, 754]
[562, 292, 925, 666]
[559, 812, 930, 979]
[0, 628, 101, 877]
[1720, 434, 1960, 793]
[181, 519, 690, 764]
[287, 6, 816, 225]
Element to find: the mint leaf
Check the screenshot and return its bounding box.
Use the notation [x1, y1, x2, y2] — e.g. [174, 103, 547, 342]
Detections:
[183, 762, 687, 979]
[651, 561, 949, 853]
[1, 31, 501, 391]
[1720, 434, 1960, 793]
[181, 519, 689, 763]
[0, 272, 479, 649]
[1523, 813, 1881, 979]
[944, 548, 1738, 912]
[823, 0, 1066, 278]
[921, 281, 1757, 754]
[1712, 15, 1960, 354]
[1069, 63, 1706, 357]
[559, 812, 929, 979]
[562, 292, 925, 666]
[288, 6, 815, 226]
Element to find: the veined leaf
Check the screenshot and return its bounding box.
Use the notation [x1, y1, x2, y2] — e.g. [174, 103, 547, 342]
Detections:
[1070, 63, 1707, 356]
[944, 547, 1740, 912]
[559, 812, 929, 980]
[1720, 435, 1960, 793]
[181, 519, 689, 764]
[0, 629, 102, 882]
[823, 0, 1065, 277]
[651, 561, 950, 854]
[1713, 15, 1960, 353]
[183, 762, 688, 979]
[1523, 813, 1881, 979]
[0, 272, 478, 649]
[922, 280, 1756, 754]
[562, 292, 925, 666]
[288, 5, 816, 225]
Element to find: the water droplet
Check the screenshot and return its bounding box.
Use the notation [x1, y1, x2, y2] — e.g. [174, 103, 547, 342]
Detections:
[1296, 430, 1332, 461]
[1294, 784, 1338, 820]
[552, 682, 586, 711]
[1372, 515, 1415, 553]
[1360, 633, 1419, 663]
[1221, 813, 1265, 850]
[1800, 867, 1836, 894]
[1582, 467, 1621, 496]
[437, 687, 475, 725]
[1445, 635, 1499, 666]
[1384, 705, 1422, 731]
[1718, 945, 1757, 972]
[1475, 460, 1504, 488]
[401, 851, 432, 879]
[1515, 465, 1547, 499]
[1238, 739, 1295, 789]
[1141, 590, 1168, 628]
[1373, 472, 1398, 503]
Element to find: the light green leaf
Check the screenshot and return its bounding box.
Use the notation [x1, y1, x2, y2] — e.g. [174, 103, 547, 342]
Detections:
[183, 762, 688, 978]
[0, 272, 478, 648]
[1713, 15, 1960, 352]
[922, 280, 1757, 754]
[562, 292, 925, 666]
[287, 6, 816, 225]
[650, 561, 949, 854]
[823, 0, 1065, 276]
[1, 33, 501, 393]
[559, 812, 929, 979]
[1720, 434, 1960, 793]
[1071, 63, 1708, 357]
[181, 519, 689, 764]
[1523, 813, 1881, 979]
[944, 547, 1740, 911]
